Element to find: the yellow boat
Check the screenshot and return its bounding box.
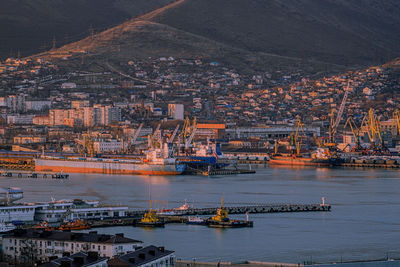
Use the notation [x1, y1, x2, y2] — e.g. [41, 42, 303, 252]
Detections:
[58, 219, 91, 231]
[135, 201, 165, 227]
[206, 197, 253, 228]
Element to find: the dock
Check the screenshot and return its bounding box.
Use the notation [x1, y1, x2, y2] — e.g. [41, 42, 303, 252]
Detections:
[0, 170, 69, 179]
[201, 169, 256, 176]
[338, 162, 400, 169]
[126, 203, 331, 217]
[168, 203, 331, 216]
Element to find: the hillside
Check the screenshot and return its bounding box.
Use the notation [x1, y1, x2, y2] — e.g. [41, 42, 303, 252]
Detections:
[147, 0, 400, 67]
[28, 0, 400, 74]
[0, 0, 174, 59]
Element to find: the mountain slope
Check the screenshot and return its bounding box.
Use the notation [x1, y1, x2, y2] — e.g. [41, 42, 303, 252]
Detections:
[42, 19, 333, 74]
[145, 0, 400, 67]
[30, 0, 400, 74]
[0, 0, 174, 59]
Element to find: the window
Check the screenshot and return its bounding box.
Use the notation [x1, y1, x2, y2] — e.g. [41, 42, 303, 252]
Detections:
[103, 246, 106, 250]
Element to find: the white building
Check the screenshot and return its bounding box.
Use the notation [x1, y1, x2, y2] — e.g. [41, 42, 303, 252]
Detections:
[25, 100, 51, 111]
[92, 139, 126, 153]
[108, 246, 175, 267]
[3, 230, 142, 265]
[7, 114, 34, 125]
[34, 199, 128, 223]
[168, 104, 184, 120]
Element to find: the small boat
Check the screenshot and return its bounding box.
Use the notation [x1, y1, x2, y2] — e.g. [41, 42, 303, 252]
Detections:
[58, 219, 91, 231]
[206, 198, 253, 228]
[175, 199, 190, 211]
[186, 216, 206, 225]
[0, 223, 16, 233]
[32, 221, 56, 231]
[135, 210, 165, 227]
[157, 199, 192, 215]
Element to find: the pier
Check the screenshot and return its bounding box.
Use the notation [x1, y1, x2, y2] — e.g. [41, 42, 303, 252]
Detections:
[338, 162, 400, 169]
[166, 203, 331, 216]
[0, 170, 69, 179]
[126, 203, 331, 217]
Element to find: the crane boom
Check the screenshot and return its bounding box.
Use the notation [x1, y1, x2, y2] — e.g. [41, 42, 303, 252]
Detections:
[334, 81, 350, 130]
[148, 123, 161, 148]
[169, 124, 180, 143]
[185, 126, 197, 149]
[132, 123, 143, 145]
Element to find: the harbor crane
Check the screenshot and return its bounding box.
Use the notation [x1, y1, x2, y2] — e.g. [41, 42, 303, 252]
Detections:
[289, 119, 305, 155]
[185, 126, 198, 149]
[327, 81, 351, 147]
[148, 123, 161, 148]
[343, 117, 361, 150]
[169, 124, 180, 144]
[393, 109, 400, 136]
[132, 123, 143, 145]
[361, 108, 383, 148]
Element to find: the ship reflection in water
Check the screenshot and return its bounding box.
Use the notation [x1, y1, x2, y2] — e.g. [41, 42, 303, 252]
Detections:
[1, 168, 400, 263]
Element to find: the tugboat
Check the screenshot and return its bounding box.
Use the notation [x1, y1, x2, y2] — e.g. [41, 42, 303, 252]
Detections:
[135, 210, 165, 227]
[32, 221, 56, 231]
[206, 198, 253, 228]
[58, 219, 91, 231]
[135, 201, 165, 227]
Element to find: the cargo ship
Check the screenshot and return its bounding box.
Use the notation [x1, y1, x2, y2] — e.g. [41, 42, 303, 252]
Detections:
[269, 148, 334, 166]
[35, 147, 185, 176]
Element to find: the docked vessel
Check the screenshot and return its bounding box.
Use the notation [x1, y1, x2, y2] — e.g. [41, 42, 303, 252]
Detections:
[206, 198, 253, 228]
[34, 198, 128, 223]
[35, 146, 185, 176]
[0, 188, 36, 223]
[58, 219, 91, 231]
[135, 210, 165, 227]
[0, 223, 16, 233]
[269, 148, 334, 166]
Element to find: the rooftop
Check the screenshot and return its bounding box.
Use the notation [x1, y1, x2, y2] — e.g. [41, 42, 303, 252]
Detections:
[108, 245, 174, 267]
[5, 229, 142, 244]
[39, 252, 107, 267]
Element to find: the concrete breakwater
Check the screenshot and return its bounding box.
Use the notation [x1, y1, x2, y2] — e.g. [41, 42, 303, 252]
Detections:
[126, 203, 331, 217]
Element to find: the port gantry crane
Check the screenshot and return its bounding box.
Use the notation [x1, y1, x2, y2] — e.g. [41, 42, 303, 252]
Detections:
[343, 117, 361, 151]
[360, 108, 382, 148]
[289, 118, 305, 156]
[148, 123, 161, 148]
[327, 81, 351, 149]
[168, 124, 180, 144]
[392, 109, 400, 136]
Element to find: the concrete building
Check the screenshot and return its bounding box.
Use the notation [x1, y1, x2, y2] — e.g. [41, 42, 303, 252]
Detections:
[6, 94, 25, 113]
[108, 246, 175, 267]
[33, 115, 50, 126]
[94, 105, 121, 126]
[7, 114, 34, 125]
[168, 104, 184, 120]
[93, 139, 126, 153]
[13, 135, 46, 144]
[225, 126, 321, 139]
[3, 230, 142, 265]
[71, 100, 90, 110]
[25, 100, 51, 111]
[49, 109, 70, 126]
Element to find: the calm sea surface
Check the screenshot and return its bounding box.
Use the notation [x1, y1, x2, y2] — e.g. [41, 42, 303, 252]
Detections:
[2, 166, 400, 264]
